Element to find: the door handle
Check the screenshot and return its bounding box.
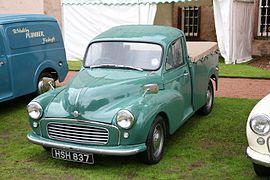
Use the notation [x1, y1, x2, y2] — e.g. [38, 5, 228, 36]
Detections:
[183, 71, 189, 76]
[0, 61, 5, 67]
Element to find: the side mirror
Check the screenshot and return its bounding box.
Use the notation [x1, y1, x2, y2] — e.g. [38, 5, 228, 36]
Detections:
[143, 84, 159, 96]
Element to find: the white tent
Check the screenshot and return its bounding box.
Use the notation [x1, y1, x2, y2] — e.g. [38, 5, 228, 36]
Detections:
[62, 0, 255, 64]
[213, 0, 254, 64]
[61, 0, 201, 60]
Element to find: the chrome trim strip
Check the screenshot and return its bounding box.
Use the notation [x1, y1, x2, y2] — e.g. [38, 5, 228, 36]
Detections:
[49, 124, 108, 132]
[48, 131, 108, 140]
[48, 122, 109, 133]
[48, 128, 108, 137]
[42, 118, 121, 145]
[47, 122, 109, 145]
[27, 133, 146, 156]
[246, 147, 270, 167]
[43, 118, 114, 127]
[49, 135, 107, 145]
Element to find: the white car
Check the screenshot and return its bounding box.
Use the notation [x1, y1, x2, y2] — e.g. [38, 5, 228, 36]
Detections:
[246, 94, 270, 176]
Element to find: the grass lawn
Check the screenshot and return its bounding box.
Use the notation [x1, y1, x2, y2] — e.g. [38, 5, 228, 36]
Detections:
[219, 58, 270, 79]
[0, 96, 262, 179]
[68, 60, 82, 71]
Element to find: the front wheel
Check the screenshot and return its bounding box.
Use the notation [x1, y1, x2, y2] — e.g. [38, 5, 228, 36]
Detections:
[141, 116, 166, 164]
[199, 81, 214, 115]
[253, 163, 270, 176]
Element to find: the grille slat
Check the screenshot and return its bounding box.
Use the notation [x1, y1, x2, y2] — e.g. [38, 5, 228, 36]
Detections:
[48, 129, 108, 138]
[47, 122, 109, 145]
[48, 126, 108, 135]
[49, 135, 106, 144]
[49, 132, 108, 142]
[51, 123, 106, 132]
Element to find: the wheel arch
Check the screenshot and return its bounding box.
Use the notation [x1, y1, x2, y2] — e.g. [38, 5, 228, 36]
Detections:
[34, 60, 59, 89]
[210, 74, 218, 91]
[38, 67, 58, 80]
[157, 112, 170, 137]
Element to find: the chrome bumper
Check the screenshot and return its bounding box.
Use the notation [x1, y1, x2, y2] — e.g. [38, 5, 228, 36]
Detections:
[246, 147, 270, 167]
[27, 131, 147, 156]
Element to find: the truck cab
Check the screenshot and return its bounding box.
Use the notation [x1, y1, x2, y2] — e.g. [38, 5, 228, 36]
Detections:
[0, 14, 68, 102]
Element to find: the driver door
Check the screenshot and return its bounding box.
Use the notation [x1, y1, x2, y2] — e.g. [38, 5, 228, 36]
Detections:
[163, 38, 193, 128]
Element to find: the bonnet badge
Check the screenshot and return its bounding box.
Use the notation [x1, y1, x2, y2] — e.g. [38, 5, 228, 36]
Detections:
[71, 110, 80, 118]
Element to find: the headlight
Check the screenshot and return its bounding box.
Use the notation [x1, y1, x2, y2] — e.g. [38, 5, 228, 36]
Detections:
[250, 114, 270, 136]
[116, 110, 135, 129]
[27, 102, 43, 120]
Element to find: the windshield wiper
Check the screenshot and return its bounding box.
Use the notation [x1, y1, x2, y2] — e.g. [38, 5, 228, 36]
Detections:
[90, 64, 117, 69]
[118, 65, 143, 71]
[90, 64, 143, 71]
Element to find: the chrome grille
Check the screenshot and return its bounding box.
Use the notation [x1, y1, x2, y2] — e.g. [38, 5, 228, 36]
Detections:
[47, 122, 109, 145]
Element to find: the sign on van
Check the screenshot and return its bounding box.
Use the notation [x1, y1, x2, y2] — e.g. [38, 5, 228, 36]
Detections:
[7, 24, 57, 49]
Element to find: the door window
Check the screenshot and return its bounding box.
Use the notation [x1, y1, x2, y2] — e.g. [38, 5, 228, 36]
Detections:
[166, 39, 183, 70]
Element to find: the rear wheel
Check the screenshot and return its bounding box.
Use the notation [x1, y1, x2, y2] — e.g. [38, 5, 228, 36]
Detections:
[199, 81, 214, 115]
[36, 72, 56, 95]
[253, 163, 270, 176]
[142, 115, 166, 164]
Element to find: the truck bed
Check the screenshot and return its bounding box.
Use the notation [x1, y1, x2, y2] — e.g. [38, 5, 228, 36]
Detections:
[187, 41, 219, 112]
[187, 42, 218, 62]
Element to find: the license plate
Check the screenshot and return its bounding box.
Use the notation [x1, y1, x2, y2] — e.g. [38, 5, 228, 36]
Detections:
[51, 148, 94, 164]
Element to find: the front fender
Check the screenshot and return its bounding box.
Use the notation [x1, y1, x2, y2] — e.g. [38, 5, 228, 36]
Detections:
[119, 90, 182, 145]
[28, 87, 66, 135]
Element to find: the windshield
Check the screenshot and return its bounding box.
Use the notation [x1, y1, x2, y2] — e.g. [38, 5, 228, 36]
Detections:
[84, 41, 163, 71]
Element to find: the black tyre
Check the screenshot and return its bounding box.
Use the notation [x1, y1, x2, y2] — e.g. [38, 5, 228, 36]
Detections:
[253, 163, 270, 176]
[36, 72, 56, 95]
[42, 146, 51, 152]
[199, 81, 214, 115]
[142, 115, 166, 164]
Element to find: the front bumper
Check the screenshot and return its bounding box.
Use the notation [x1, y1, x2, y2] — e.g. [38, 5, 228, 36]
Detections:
[27, 131, 147, 156]
[246, 147, 270, 167]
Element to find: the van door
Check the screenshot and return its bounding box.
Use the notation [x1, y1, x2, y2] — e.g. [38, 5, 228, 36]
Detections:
[0, 34, 12, 101]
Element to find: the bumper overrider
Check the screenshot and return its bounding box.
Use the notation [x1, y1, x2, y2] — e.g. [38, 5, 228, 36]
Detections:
[27, 131, 147, 156]
[246, 147, 270, 167]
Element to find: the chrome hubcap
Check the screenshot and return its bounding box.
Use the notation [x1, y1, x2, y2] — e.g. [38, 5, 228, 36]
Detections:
[38, 77, 55, 94]
[205, 86, 213, 109]
[152, 124, 164, 158]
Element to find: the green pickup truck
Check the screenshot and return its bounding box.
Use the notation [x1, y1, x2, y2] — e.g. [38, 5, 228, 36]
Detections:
[27, 25, 219, 164]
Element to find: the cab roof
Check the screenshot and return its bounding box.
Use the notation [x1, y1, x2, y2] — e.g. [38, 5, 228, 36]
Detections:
[92, 25, 184, 47]
[0, 14, 56, 25]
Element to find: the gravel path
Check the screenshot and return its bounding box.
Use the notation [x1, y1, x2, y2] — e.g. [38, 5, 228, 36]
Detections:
[59, 72, 270, 100]
[216, 77, 270, 99]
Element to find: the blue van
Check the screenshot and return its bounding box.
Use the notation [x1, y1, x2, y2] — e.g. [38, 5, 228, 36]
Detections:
[0, 14, 68, 102]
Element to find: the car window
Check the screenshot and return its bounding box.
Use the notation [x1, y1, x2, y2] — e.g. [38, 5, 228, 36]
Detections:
[85, 41, 163, 71]
[166, 39, 183, 70]
[166, 48, 174, 70]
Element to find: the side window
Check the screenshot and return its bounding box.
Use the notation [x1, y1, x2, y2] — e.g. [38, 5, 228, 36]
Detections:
[166, 39, 183, 70]
[166, 48, 174, 70]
